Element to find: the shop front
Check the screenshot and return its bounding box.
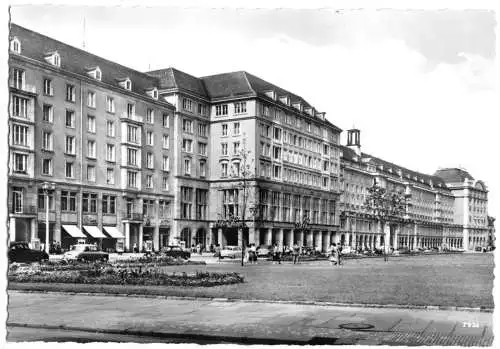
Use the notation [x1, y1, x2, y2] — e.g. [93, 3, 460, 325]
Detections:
[103, 226, 125, 253]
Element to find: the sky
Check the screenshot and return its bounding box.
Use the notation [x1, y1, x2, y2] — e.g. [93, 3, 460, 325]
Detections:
[9, 5, 499, 218]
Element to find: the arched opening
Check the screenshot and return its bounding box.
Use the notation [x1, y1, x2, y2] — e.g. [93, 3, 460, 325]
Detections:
[180, 227, 191, 249]
[195, 228, 207, 251]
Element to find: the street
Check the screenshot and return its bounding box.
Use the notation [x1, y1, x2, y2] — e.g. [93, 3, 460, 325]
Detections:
[7, 291, 493, 346]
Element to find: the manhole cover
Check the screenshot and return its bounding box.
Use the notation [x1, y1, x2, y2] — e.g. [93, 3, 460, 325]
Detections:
[339, 323, 374, 330]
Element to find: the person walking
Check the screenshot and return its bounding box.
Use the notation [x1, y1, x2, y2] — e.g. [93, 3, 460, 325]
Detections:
[328, 243, 337, 266]
[336, 244, 342, 266]
[292, 243, 300, 264]
[249, 244, 257, 264]
[215, 244, 221, 263]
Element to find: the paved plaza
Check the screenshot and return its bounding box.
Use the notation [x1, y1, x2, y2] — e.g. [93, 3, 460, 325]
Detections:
[7, 291, 494, 345]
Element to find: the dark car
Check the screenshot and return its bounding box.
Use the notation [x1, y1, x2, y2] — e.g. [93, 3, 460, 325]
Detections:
[162, 246, 191, 259]
[63, 244, 109, 262]
[8, 242, 49, 263]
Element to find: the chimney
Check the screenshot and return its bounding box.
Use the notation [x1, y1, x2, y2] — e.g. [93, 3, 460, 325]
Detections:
[346, 128, 361, 157]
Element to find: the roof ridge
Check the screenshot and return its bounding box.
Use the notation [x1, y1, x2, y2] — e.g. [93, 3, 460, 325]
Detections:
[241, 71, 256, 94]
[11, 23, 157, 83]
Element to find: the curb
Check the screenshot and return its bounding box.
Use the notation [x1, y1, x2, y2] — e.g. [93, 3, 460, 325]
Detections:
[9, 289, 493, 313]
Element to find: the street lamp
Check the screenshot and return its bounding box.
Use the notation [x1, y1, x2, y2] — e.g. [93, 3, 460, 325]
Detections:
[295, 214, 310, 250]
[42, 182, 56, 255]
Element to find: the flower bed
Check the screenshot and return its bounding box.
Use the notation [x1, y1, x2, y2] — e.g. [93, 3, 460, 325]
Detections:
[8, 262, 243, 287]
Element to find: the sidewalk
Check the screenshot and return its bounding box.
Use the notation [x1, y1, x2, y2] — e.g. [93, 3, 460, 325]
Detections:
[7, 291, 493, 346]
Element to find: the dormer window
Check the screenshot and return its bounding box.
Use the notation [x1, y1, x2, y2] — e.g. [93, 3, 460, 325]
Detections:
[146, 87, 159, 100]
[279, 95, 291, 106]
[118, 77, 132, 90]
[292, 102, 303, 112]
[44, 51, 61, 67]
[10, 37, 21, 54]
[264, 90, 277, 100]
[87, 67, 102, 81]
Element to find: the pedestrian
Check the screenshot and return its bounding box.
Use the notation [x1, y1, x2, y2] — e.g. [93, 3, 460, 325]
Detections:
[249, 244, 257, 264]
[133, 243, 138, 253]
[336, 244, 342, 266]
[244, 245, 249, 263]
[215, 244, 221, 263]
[328, 243, 337, 266]
[292, 243, 300, 264]
[276, 244, 282, 264]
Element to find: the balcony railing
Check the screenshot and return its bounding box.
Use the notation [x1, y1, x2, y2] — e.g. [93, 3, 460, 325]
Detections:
[120, 112, 143, 123]
[10, 204, 36, 214]
[122, 212, 143, 221]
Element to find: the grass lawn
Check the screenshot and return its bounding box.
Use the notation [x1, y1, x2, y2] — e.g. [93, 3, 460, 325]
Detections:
[10, 253, 494, 308]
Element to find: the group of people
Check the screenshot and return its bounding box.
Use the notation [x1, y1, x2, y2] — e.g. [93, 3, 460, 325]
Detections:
[327, 243, 342, 266]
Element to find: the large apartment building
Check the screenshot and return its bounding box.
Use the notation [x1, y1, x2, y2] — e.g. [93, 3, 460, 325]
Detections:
[7, 24, 492, 253]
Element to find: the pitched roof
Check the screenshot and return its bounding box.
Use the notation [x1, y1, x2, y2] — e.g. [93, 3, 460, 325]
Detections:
[340, 145, 448, 189]
[434, 168, 475, 183]
[147, 67, 208, 97]
[10, 23, 162, 98]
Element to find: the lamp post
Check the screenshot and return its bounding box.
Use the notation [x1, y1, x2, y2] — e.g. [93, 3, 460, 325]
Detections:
[42, 182, 56, 255]
[295, 214, 310, 253]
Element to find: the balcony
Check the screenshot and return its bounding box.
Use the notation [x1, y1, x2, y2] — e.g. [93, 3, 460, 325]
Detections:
[10, 204, 36, 215]
[122, 212, 144, 221]
[120, 112, 143, 123]
[10, 83, 38, 96]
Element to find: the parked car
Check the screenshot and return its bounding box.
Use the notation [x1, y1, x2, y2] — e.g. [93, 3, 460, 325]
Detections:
[8, 242, 49, 263]
[256, 245, 272, 257]
[63, 244, 109, 262]
[162, 245, 191, 259]
[220, 246, 242, 259]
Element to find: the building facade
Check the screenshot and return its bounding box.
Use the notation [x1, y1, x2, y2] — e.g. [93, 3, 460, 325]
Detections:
[7, 24, 493, 253]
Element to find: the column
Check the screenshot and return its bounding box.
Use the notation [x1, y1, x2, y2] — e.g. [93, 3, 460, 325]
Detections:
[9, 217, 16, 242]
[324, 231, 331, 252]
[30, 218, 37, 241]
[153, 225, 160, 252]
[383, 223, 390, 253]
[277, 229, 284, 249]
[394, 225, 399, 250]
[299, 230, 304, 247]
[124, 222, 130, 251]
[254, 228, 261, 246]
[287, 229, 294, 248]
[265, 228, 272, 246]
[463, 228, 470, 251]
[413, 224, 418, 250]
[248, 227, 256, 246]
[351, 231, 356, 250]
[306, 230, 313, 247]
[218, 228, 223, 247]
[138, 224, 144, 252]
[238, 227, 243, 248]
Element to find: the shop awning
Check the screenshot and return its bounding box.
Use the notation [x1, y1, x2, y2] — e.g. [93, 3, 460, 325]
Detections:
[103, 226, 125, 239]
[62, 225, 86, 238]
[83, 226, 106, 239]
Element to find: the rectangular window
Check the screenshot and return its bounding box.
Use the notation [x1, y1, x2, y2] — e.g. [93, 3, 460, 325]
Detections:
[87, 115, 96, 133]
[127, 148, 137, 166]
[42, 158, 52, 175]
[163, 156, 170, 171]
[200, 161, 206, 177]
[273, 127, 282, 141]
[43, 79, 53, 96]
[233, 122, 240, 135]
[233, 142, 240, 154]
[106, 96, 115, 113]
[87, 165, 96, 182]
[234, 102, 247, 114]
[181, 187, 193, 219]
[222, 124, 228, 136]
[221, 162, 228, 177]
[106, 121, 115, 137]
[146, 131, 154, 145]
[182, 98, 193, 112]
[197, 103, 207, 116]
[198, 142, 207, 156]
[222, 189, 239, 218]
[232, 161, 240, 176]
[87, 91, 96, 108]
[221, 143, 228, 156]
[37, 188, 55, 211]
[162, 176, 169, 191]
[106, 144, 115, 162]
[184, 158, 191, 175]
[42, 131, 52, 150]
[13, 153, 28, 173]
[146, 109, 155, 123]
[66, 84, 76, 102]
[12, 96, 28, 118]
[162, 134, 169, 149]
[127, 171, 137, 188]
[273, 146, 281, 160]
[82, 193, 97, 213]
[65, 162, 74, 178]
[127, 103, 135, 118]
[12, 68, 25, 89]
[65, 110, 75, 128]
[215, 104, 228, 116]
[146, 174, 154, 188]
[273, 165, 281, 179]
[43, 104, 53, 122]
[106, 168, 115, 185]
[263, 105, 270, 117]
[182, 139, 193, 152]
[162, 113, 169, 127]
[87, 140, 96, 158]
[198, 123, 207, 137]
[13, 124, 29, 146]
[102, 195, 116, 214]
[146, 153, 154, 169]
[61, 191, 77, 211]
[127, 125, 138, 143]
[182, 119, 193, 133]
[65, 136, 75, 155]
[196, 189, 208, 220]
